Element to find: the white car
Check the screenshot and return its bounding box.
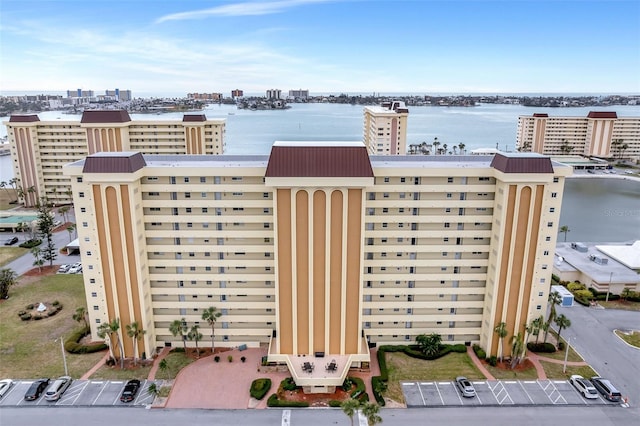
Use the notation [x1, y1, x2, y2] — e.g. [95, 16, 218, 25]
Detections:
[68, 265, 82, 274]
[570, 375, 598, 399]
[44, 376, 72, 401]
[57, 264, 70, 274]
[0, 379, 14, 398]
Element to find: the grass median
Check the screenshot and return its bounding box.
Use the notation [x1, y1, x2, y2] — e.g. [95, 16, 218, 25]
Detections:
[0, 247, 29, 267]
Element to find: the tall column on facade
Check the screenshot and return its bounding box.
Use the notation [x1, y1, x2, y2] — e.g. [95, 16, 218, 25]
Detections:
[183, 114, 207, 154]
[81, 110, 132, 154]
[68, 152, 153, 359]
[6, 115, 42, 207]
[482, 153, 569, 357]
[265, 142, 374, 358]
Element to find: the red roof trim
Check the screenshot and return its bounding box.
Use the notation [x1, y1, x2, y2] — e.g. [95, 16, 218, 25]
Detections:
[587, 111, 617, 119]
[9, 115, 40, 123]
[183, 114, 207, 122]
[490, 154, 554, 174]
[81, 110, 131, 124]
[265, 145, 374, 178]
[83, 152, 146, 173]
[532, 113, 548, 117]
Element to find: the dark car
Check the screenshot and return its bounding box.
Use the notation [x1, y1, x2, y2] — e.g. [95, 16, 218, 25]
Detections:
[120, 379, 141, 403]
[4, 237, 18, 246]
[24, 378, 49, 401]
[590, 377, 622, 402]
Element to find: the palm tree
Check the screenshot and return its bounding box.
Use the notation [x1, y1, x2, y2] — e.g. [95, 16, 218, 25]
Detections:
[510, 332, 525, 368]
[8, 178, 19, 202]
[416, 333, 441, 357]
[202, 306, 222, 351]
[559, 225, 570, 242]
[188, 325, 203, 358]
[126, 321, 146, 366]
[458, 143, 466, 155]
[0, 181, 10, 201]
[59, 206, 70, 224]
[169, 318, 188, 352]
[73, 306, 88, 329]
[442, 143, 448, 155]
[554, 314, 571, 349]
[66, 224, 77, 242]
[432, 137, 440, 155]
[0, 268, 18, 299]
[340, 398, 361, 426]
[31, 246, 44, 273]
[361, 402, 382, 426]
[494, 322, 508, 362]
[544, 291, 562, 343]
[97, 323, 116, 360]
[109, 318, 125, 368]
[620, 288, 632, 301]
[532, 315, 544, 344]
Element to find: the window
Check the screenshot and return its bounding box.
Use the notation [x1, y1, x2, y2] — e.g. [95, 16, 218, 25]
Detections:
[96, 319, 101, 324]
[184, 177, 190, 183]
[448, 177, 454, 183]
[148, 192, 159, 196]
[539, 292, 544, 297]
[543, 250, 549, 255]
[551, 192, 557, 198]
[93, 306, 99, 311]
[547, 222, 553, 227]
[384, 177, 389, 183]
[186, 208, 192, 213]
[78, 192, 84, 198]
[536, 305, 542, 310]
[89, 278, 95, 284]
[553, 177, 559, 183]
[91, 292, 97, 297]
[546, 236, 551, 241]
[444, 223, 450, 228]
[446, 193, 452, 198]
[76, 177, 83, 183]
[80, 207, 86, 213]
[202, 208, 208, 213]
[86, 251, 92, 256]
[200, 177, 206, 183]
[185, 192, 191, 198]
[550, 207, 555, 213]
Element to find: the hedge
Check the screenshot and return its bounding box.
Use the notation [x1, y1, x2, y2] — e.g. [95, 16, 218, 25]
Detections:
[250, 378, 271, 400]
[349, 377, 366, 399]
[64, 325, 108, 354]
[267, 394, 309, 407]
[472, 344, 486, 360]
[527, 342, 556, 353]
[19, 239, 42, 248]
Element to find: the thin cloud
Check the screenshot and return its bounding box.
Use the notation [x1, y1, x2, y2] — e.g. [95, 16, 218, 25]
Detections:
[156, 0, 333, 23]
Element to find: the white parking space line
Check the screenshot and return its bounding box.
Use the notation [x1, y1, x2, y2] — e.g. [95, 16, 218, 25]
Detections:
[539, 380, 567, 405]
[92, 381, 109, 405]
[133, 380, 148, 405]
[282, 409, 291, 426]
[518, 381, 535, 404]
[57, 381, 88, 405]
[417, 383, 426, 405]
[434, 382, 444, 405]
[488, 381, 513, 405]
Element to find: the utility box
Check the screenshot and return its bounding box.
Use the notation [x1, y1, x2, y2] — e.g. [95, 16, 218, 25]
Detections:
[551, 285, 574, 307]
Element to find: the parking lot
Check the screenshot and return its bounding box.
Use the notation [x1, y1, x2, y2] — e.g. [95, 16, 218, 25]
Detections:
[402, 379, 617, 407]
[0, 379, 159, 407]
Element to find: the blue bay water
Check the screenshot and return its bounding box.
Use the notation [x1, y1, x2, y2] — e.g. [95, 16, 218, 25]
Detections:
[2, 103, 639, 242]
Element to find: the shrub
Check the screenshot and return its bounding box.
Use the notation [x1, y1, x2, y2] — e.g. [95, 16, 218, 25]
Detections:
[26, 304, 34, 310]
[250, 378, 272, 400]
[214, 356, 220, 362]
[574, 289, 593, 300]
[558, 342, 565, 351]
[567, 282, 585, 292]
[267, 394, 308, 408]
[328, 400, 342, 407]
[241, 356, 246, 363]
[227, 355, 233, 362]
[527, 342, 556, 353]
[551, 274, 560, 284]
[472, 344, 486, 360]
[64, 325, 108, 354]
[19, 239, 42, 248]
[17, 310, 26, 316]
[20, 313, 32, 321]
[52, 300, 60, 306]
[34, 315, 43, 320]
[281, 377, 299, 391]
[349, 377, 366, 399]
[371, 376, 386, 406]
[342, 377, 354, 391]
[487, 356, 498, 366]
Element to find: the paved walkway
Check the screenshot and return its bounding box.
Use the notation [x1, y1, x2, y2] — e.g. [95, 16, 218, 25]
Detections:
[466, 346, 495, 380]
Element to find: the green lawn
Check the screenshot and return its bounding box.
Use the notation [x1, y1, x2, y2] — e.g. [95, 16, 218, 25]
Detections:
[384, 351, 484, 404]
[154, 351, 195, 380]
[599, 300, 640, 312]
[540, 361, 597, 380]
[0, 247, 28, 267]
[0, 273, 106, 378]
[90, 363, 153, 380]
[615, 330, 640, 348]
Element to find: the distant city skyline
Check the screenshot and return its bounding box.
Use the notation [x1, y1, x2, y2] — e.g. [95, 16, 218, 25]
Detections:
[1, 0, 639, 94]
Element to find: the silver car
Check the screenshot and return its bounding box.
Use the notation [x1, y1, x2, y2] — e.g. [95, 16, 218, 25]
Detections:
[455, 376, 476, 397]
[0, 379, 14, 398]
[44, 376, 72, 401]
[570, 375, 598, 399]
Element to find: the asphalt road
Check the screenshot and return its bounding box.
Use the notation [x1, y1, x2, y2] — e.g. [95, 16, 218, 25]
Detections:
[556, 304, 640, 405]
[0, 406, 638, 426]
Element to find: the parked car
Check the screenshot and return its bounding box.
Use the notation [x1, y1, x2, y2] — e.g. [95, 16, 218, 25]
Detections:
[68, 263, 82, 274]
[0, 379, 14, 398]
[4, 237, 18, 246]
[570, 375, 598, 399]
[53, 220, 62, 227]
[57, 264, 71, 274]
[44, 376, 72, 401]
[590, 377, 622, 402]
[625, 170, 635, 175]
[455, 376, 476, 397]
[120, 379, 141, 403]
[24, 378, 50, 401]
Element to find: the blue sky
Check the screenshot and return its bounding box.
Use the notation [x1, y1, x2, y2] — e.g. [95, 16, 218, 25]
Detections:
[1, 0, 639, 95]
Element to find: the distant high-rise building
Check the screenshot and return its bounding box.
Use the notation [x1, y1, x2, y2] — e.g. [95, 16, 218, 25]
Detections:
[363, 101, 409, 155]
[187, 93, 223, 101]
[516, 111, 640, 158]
[266, 89, 281, 100]
[105, 89, 132, 101]
[4, 110, 226, 206]
[288, 89, 309, 99]
[231, 89, 244, 99]
[67, 89, 94, 98]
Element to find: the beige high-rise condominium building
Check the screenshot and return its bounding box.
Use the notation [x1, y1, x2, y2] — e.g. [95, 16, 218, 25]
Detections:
[363, 101, 409, 155]
[516, 111, 640, 158]
[4, 110, 225, 206]
[64, 142, 570, 391]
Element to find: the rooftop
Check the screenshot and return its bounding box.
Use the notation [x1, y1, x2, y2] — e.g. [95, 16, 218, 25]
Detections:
[554, 242, 640, 284]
